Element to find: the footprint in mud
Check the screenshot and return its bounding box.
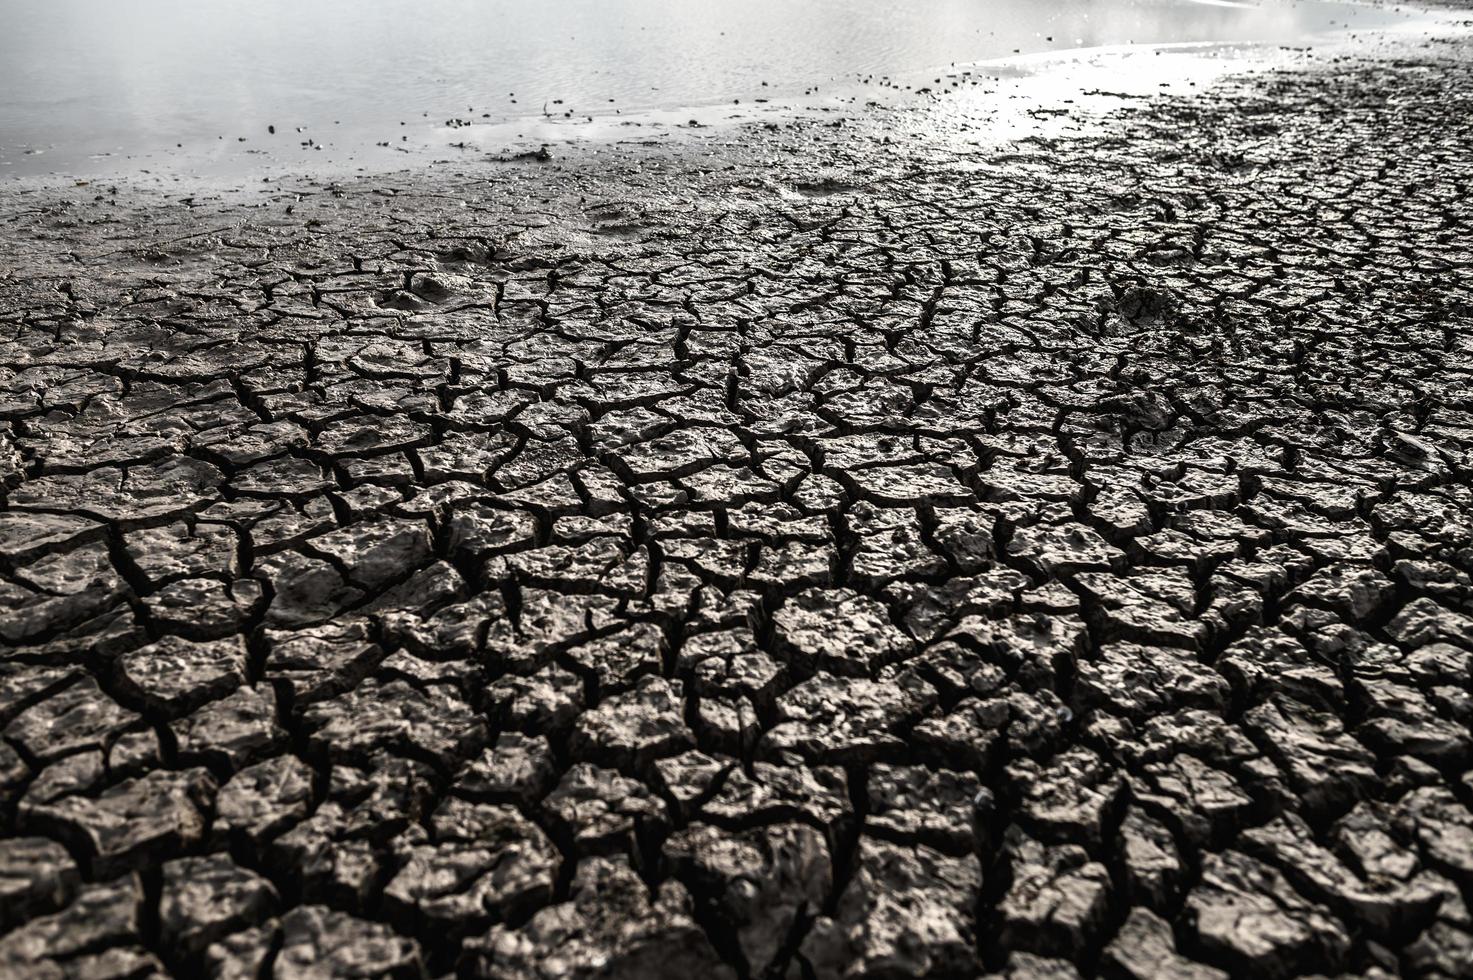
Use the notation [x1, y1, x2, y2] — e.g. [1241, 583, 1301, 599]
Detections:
[381, 271, 490, 310]
[790, 177, 860, 197]
[133, 236, 226, 271]
[582, 202, 654, 239]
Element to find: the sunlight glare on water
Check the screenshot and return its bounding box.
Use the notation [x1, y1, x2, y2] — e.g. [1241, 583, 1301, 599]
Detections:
[0, 0, 1410, 174]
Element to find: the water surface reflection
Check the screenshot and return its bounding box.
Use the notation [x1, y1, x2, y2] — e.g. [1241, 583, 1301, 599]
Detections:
[0, 0, 1411, 174]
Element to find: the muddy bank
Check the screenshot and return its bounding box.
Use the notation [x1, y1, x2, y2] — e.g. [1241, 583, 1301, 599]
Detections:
[0, 0, 1435, 178]
[1, 21, 1472, 980]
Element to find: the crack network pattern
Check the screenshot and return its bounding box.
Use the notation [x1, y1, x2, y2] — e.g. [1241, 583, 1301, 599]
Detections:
[1, 45, 1473, 980]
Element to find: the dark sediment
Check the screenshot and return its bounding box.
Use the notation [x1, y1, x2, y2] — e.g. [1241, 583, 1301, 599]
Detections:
[1, 28, 1473, 980]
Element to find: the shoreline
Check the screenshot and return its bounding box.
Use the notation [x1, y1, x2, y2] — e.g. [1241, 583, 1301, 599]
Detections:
[1, 1, 1458, 186]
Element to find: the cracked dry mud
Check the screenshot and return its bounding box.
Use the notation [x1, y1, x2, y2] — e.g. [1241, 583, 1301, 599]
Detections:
[3, 31, 1473, 980]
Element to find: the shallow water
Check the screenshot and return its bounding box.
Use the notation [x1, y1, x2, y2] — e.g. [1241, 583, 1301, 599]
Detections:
[0, 0, 1414, 176]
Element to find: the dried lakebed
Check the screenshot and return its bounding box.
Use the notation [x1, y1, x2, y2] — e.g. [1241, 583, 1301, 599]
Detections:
[2, 28, 1473, 980]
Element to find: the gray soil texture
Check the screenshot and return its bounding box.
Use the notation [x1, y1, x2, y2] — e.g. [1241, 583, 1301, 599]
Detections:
[2, 25, 1473, 980]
